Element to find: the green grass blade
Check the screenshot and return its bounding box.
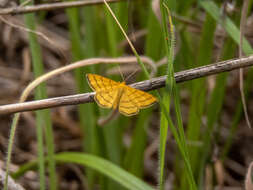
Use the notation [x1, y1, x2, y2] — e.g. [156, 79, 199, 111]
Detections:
[159, 2, 196, 189]
[159, 3, 174, 189]
[19, 1, 57, 189]
[159, 94, 170, 190]
[124, 2, 163, 179]
[34, 112, 45, 190]
[13, 153, 155, 190]
[104, 2, 195, 189]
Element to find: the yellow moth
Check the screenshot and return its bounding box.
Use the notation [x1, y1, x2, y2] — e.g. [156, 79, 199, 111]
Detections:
[86, 74, 157, 116]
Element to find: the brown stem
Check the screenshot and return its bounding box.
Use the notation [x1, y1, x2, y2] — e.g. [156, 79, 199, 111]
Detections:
[1, 55, 253, 115]
[0, 0, 123, 15]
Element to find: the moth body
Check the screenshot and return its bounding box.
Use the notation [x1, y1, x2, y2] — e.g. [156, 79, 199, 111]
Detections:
[113, 83, 125, 110]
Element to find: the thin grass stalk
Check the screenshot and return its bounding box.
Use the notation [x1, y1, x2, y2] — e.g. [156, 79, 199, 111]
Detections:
[82, 6, 102, 188]
[160, 3, 196, 189]
[103, 2, 196, 189]
[123, 1, 163, 179]
[103, 0, 177, 133]
[159, 3, 173, 189]
[4, 115, 23, 190]
[124, 0, 163, 178]
[23, 11, 57, 190]
[5, 109, 48, 190]
[5, 1, 57, 189]
[22, 2, 57, 190]
[103, 0, 149, 78]
[106, 0, 196, 188]
[22, 15, 49, 190]
[35, 111, 46, 190]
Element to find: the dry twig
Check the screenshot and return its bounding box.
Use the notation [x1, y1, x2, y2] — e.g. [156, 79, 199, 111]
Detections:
[0, 0, 123, 15]
[1, 55, 253, 114]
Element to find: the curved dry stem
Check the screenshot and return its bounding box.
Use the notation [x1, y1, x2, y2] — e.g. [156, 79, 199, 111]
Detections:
[0, 0, 122, 15]
[239, 0, 251, 128]
[106, 56, 157, 77]
[19, 57, 154, 102]
[0, 16, 65, 57]
[156, 57, 167, 67]
[5, 56, 155, 189]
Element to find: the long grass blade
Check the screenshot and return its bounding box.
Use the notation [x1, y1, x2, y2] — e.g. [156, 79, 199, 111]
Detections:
[160, 2, 196, 189]
[9, 1, 57, 190]
[13, 153, 155, 190]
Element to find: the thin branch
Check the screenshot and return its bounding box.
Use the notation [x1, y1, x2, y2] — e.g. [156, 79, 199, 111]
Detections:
[0, 16, 57, 51]
[1, 55, 253, 115]
[0, 0, 123, 15]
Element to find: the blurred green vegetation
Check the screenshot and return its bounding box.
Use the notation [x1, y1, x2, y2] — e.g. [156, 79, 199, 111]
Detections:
[9, 0, 253, 190]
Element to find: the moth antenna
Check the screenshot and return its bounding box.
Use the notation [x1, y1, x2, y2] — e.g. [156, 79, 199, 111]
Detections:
[124, 68, 139, 82]
[117, 65, 125, 81]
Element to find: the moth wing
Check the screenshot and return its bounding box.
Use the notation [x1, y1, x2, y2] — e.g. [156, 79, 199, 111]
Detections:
[124, 86, 157, 109]
[95, 89, 118, 108]
[119, 91, 139, 116]
[86, 73, 119, 92]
